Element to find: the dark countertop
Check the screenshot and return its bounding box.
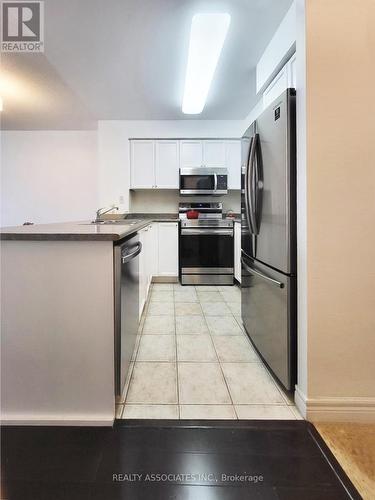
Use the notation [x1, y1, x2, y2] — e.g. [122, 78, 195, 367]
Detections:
[125, 213, 179, 222]
[0, 219, 156, 242]
[0, 213, 240, 241]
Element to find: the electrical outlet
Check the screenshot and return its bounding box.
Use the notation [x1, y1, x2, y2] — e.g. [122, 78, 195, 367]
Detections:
[119, 195, 124, 204]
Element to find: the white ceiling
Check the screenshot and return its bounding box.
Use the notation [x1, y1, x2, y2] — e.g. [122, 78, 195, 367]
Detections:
[1, 0, 293, 129]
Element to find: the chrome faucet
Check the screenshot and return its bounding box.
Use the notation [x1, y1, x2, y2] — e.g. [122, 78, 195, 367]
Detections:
[95, 206, 119, 223]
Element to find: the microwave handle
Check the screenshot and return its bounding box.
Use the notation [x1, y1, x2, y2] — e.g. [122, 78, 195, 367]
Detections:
[214, 173, 218, 191]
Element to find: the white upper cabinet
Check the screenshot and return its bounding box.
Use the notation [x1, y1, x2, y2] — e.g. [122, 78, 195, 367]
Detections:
[130, 139, 242, 189]
[155, 140, 179, 189]
[263, 53, 296, 108]
[180, 140, 226, 168]
[203, 140, 226, 167]
[225, 141, 241, 190]
[180, 140, 203, 168]
[263, 65, 289, 108]
[130, 140, 154, 189]
[287, 53, 296, 88]
[131, 140, 179, 189]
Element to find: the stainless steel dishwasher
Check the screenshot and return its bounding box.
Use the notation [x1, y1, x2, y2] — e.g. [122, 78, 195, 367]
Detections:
[114, 234, 142, 400]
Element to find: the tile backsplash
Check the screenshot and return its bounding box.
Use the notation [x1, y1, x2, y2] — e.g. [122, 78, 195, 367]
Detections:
[129, 190, 240, 215]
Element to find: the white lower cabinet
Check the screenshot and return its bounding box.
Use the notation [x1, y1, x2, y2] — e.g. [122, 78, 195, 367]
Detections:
[234, 221, 241, 283]
[157, 222, 179, 277]
[138, 226, 150, 317]
[138, 222, 178, 316]
[148, 222, 159, 279]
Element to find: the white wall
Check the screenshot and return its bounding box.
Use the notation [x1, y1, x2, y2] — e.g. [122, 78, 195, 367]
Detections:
[242, 99, 264, 132]
[295, 0, 308, 404]
[256, 1, 296, 92]
[0, 120, 246, 227]
[295, 0, 375, 422]
[1, 131, 98, 227]
[97, 120, 245, 213]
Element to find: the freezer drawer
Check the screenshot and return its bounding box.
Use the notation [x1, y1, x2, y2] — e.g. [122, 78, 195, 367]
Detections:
[241, 255, 296, 391]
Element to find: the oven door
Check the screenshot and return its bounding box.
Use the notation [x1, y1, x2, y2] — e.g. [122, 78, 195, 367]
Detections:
[180, 227, 234, 284]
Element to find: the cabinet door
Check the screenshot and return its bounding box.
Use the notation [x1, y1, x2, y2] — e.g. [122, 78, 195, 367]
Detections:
[180, 140, 203, 168]
[234, 222, 242, 283]
[155, 141, 179, 188]
[130, 140, 155, 189]
[138, 229, 147, 317]
[157, 222, 179, 277]
[149, 222, 159, 278]
[203, 140, 226, 167]
[145, 224, 155, 290]
[287, 53, 296, 88]
[263, 65, 288, 108]
[226, 141, 241, 190]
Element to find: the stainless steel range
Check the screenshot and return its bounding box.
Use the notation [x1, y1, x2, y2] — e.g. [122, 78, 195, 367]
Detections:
[179, 203, 234, 285]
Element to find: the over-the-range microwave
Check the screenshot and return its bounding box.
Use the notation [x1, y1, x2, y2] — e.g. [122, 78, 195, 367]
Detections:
[179, 167, 228, 195]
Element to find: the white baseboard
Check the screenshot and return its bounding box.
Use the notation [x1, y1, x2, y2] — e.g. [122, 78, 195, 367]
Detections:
[294, 387, 375, 422]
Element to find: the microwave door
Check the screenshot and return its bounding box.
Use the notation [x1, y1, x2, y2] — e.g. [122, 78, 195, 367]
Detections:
[180, 173, 215, 195]
[179, 168, 228, 195]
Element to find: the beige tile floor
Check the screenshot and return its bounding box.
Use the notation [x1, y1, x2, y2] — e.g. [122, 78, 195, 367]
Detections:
[117, 283, 303, 420]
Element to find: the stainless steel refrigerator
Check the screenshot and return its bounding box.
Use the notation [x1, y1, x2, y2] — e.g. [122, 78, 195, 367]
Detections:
[241, 88, 297, 391]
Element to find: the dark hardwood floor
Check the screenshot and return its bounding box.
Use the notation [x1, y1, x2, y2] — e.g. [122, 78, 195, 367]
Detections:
[1, 420, 360, 499]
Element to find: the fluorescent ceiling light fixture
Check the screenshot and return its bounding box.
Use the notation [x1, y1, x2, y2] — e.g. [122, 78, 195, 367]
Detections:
[182, 13, 230, 114]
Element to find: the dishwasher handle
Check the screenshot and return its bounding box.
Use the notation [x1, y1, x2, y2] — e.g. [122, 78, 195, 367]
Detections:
[121, 242, 142, 264]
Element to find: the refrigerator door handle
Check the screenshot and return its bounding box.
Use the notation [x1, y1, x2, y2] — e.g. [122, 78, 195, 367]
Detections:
[253, 133, 263, 232]
[241, 256, 285, 288]
[244, 137, 255, 234]
[248, 133, 259, 234]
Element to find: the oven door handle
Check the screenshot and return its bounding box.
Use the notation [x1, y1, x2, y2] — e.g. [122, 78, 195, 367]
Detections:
[181, 228, 233, 236]
[214, 173, 218, 192]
